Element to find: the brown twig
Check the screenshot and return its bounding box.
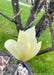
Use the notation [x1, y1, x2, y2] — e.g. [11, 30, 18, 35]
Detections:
[6, 18, 37, 37]
[12, 9, 22, 20]
[44, 0, 50, 19]
[44, 0, 54, 48]
[37, 47, 54, 55]
[23, 12, 39, 31]
[11, 0, 22, 32]
[48, 18, 54, 48]
[22, 19, 37, 30]
[0, 12, 18, 24]
[50, 12, 54, 18]
[6, 31, 18, 38]
[44, 0, 48, 15]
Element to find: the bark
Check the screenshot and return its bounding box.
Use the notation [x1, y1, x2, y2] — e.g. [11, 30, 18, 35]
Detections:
[25, 0, 41, 26]
[35, 14, 48, 39]
[37, 47, 54, 55]
[37, 1, 44, 13]
[11, 0, 22, 32]
[0, 12, 18, 23]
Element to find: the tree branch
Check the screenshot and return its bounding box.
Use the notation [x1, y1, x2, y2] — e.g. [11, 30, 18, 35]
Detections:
[12, 9, 22, 20]
[23, 18, 38, 30]
[35, 14, 47, 39]
[37, 47, 54, 55]
[44, 0, 48, 16]
[48, 19, 54, 48]
[44, 0, 54, 48]
[50, 12, 54, 18]
[11, 0, 22, 32]
[0, 12, 18, 23]
[6, 31, 18, 38]
[25, 0, 41, 27]
[37, 1, 44, 13]
[25, 1, 44, 29]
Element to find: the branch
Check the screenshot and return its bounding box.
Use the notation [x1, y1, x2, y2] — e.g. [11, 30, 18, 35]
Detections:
[22, 18, 38, 30]
[35, 14, 47, 39]
[41, 0, 54, 55]
[25, 20, 36, 30]
[25, 0, 41, 27]
[37, 1, 44, 13]
[12, 9, 22, 20]
[6, 19, 37, 38]
[37, 47, 54, 55]
[48, 19, 54, 48]
[6, 31, 18, 38]
[50, 12, 54, 18]
[33, 0, 40, 12]
[0, 12, 18, 23]
[44, 0, 48, 16]
[11, 0, 22, 32]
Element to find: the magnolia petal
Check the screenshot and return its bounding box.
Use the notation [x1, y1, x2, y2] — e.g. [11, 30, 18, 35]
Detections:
[4, 39, 20, 60]
[25, 26, 37, 52]
[16, 31, 31, 60]
[24, 42, 41, 61]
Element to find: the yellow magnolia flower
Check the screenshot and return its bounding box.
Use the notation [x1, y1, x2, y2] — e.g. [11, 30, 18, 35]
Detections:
[4, 27, 41, 61]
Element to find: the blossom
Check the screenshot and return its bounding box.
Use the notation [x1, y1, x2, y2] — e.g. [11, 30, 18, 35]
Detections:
[4, 27, 41, 61]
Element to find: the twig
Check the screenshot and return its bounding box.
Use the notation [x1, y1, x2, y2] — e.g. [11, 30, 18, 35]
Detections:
[37, 47, 54, 55]
[6, 31, 18, 38]
[44, 0, 48, 15]
[50, 12, 54, 18]
[12, 0, 22, 32]
[0, 12, 18, 24]
[35, 14, 46, 39]
[22, 19, 38, 30]
[48, 19, 54, 48]
[44, 0, 54, 48]
[23, 11, 39, 31]
[6, 19, 38, 37]
[25, 0, 40, 26]
[37, 0, 54, 56]
[37, 1, 44, 13]
[12, 9, 22, 20]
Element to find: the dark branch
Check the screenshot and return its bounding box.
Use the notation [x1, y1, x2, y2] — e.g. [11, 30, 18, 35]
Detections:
[11, 0, 22, 32]
[12, 9, 22, 20]
[32, 0, 40, 13]
[6, 31, 18, 38]
[25, 0, 41, 26]
[37, 47, 54, 55]
[50, 12, 54, 18]
[37, 1, 44, 13]
[44, 0, 54, 49]
[25, 1, 43, 28]
[48, 19, 54, 48]
[38, 0, 54, 56]
[0, 12, 18, 23]
[44, 0, 48, 15]
[22, 19, 36, 30]
[35, 14, 47, 39]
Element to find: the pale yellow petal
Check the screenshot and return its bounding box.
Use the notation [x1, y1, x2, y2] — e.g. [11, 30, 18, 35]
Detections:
[16, 31, 31, 60]
[23, 42, 41, 61]
[25, 26, 37, 52]
[4, 39, 21, 60]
